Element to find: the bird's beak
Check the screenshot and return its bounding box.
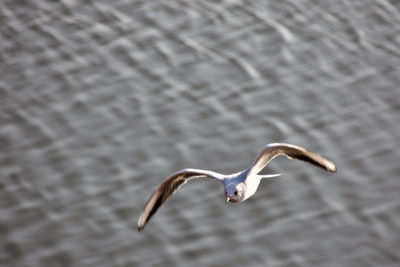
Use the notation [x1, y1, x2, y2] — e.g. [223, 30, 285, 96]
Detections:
[226, 197, 231, 202]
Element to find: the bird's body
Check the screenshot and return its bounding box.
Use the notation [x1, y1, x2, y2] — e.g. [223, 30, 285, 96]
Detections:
[137, 143, 336, 231]
[220, 169, 280, 203]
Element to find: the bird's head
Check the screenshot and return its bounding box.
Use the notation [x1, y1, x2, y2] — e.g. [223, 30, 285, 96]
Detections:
[224, 183, 246, 203]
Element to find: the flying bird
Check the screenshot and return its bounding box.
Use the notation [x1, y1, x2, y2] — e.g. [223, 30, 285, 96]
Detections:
[137, 143, 336, 231]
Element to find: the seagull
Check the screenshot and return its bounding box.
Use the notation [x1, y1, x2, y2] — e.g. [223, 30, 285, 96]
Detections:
[137, 143, 336, 231]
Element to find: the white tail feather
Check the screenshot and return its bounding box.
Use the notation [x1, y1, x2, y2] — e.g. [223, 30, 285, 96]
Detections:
[258, 174, 281, 179]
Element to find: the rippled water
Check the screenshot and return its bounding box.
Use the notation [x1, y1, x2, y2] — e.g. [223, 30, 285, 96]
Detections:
[1, 1, 400, 266]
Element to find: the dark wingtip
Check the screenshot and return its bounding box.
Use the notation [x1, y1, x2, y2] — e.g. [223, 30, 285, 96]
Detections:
[326, 161, 337, 172]
[137, 216, 146, 232]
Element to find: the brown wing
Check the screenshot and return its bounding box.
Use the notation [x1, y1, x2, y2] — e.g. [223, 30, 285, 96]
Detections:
[137, 169, 224, 231]
[248, 143, 337, 176]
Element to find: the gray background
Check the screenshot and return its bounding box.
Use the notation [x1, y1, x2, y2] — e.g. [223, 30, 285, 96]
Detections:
[1, 0, 399, 266]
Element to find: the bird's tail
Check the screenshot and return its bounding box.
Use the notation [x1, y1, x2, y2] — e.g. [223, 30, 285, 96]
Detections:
[258, 173, 281, 179]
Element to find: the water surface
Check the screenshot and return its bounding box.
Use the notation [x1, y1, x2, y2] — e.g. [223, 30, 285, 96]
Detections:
[1, 1, 400, 266]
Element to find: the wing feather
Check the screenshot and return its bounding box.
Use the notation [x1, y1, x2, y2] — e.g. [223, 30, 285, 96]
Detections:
[137, 169, 224, 231]
[248, 143, 336, 176]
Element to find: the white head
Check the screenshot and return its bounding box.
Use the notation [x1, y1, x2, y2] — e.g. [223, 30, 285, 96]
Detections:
[224, 183, 246, 203]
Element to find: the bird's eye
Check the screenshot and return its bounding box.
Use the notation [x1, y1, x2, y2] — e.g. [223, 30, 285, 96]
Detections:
[234, 190, 238, 196]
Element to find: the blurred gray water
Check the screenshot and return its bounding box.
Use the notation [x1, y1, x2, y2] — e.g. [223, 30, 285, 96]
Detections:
[1, 0, 400, 266]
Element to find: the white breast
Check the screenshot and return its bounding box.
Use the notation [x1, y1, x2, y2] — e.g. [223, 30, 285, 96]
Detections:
[243, 175, 261, 201]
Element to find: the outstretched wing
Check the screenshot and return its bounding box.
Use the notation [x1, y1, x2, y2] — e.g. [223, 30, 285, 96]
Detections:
[248, 143, 336, 176]
[137, 168, 224, 231]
